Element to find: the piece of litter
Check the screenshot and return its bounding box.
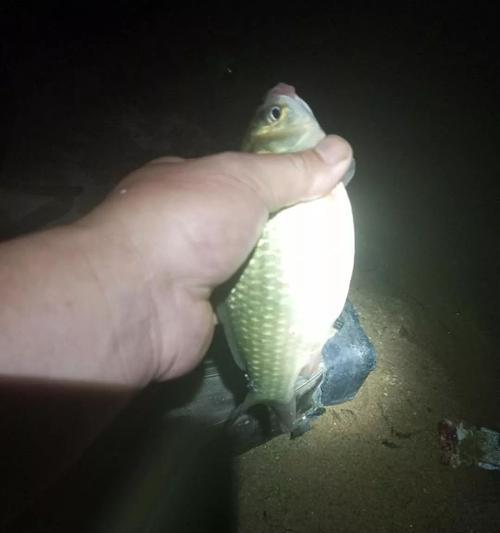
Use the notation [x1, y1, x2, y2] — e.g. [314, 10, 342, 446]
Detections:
[438, 419, 500, 471]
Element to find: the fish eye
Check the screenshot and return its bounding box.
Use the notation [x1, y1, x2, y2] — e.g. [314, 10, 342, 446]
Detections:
[268, 106, 282, 122]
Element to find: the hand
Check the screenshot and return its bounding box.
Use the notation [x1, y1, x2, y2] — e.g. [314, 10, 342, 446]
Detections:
[0, 135, 352, 386]
[81, 135, 353, 381]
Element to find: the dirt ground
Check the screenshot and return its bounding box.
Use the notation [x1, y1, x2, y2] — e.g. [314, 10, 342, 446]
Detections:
[1, 6, 499, 532]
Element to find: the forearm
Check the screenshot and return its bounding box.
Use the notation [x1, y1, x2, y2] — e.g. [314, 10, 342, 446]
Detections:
[0, 222, 157, 386]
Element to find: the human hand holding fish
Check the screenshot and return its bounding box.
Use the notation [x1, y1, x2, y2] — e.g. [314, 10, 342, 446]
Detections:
[0, 132, 353, 386]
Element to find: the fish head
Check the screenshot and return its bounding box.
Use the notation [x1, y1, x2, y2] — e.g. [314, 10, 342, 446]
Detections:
[242, 83, 326, 153]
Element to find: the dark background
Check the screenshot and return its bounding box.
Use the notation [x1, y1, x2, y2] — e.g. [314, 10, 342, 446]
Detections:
[1, 2, 499, 532]
[1, 2, 497, 325]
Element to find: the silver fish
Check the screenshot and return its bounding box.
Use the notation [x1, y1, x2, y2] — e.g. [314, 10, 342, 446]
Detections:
[218, 83, 355, 431]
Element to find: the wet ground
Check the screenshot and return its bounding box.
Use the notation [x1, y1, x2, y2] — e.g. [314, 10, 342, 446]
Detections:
[1, 4, 499, 532]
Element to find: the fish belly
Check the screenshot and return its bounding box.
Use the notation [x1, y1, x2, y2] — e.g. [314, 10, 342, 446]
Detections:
[224, 185, 354, 405]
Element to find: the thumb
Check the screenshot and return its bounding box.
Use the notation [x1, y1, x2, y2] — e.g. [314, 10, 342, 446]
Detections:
[234, 134, 353, 212]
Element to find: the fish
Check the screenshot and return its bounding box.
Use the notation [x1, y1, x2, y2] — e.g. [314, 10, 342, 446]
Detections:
[217, 83, 355, 432]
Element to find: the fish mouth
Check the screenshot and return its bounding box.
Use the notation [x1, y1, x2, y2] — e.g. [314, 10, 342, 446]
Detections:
[268, 82, 297, 98]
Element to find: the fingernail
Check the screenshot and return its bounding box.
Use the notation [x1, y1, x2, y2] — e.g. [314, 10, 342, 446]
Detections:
[342, 158, 356, 186]
[315, 135, 351, 167]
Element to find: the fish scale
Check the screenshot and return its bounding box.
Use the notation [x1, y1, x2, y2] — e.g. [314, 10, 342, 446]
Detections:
[226, 197, 340, 402]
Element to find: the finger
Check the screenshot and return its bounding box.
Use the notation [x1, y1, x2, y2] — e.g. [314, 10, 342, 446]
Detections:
[231, 134, 353, 212]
